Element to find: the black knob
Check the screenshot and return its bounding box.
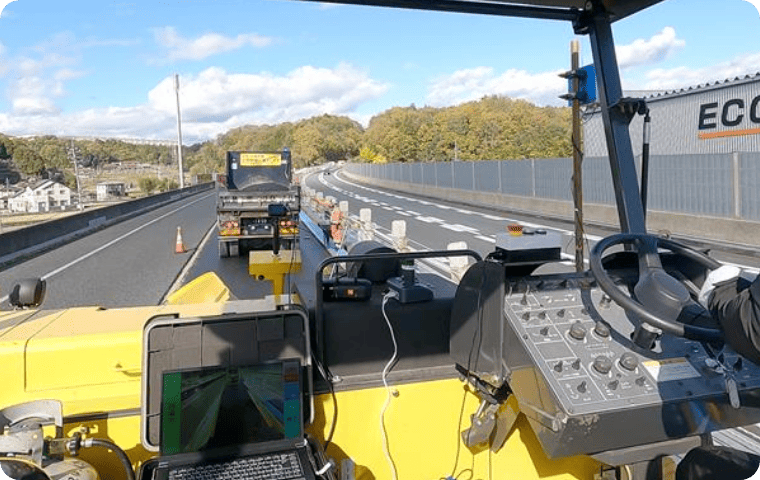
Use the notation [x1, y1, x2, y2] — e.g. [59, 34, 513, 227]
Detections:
[619, 353, 638, 372]
[594, 322, 610, 338]
[569, 322, 587, 341]
[593, 355, 612, 375]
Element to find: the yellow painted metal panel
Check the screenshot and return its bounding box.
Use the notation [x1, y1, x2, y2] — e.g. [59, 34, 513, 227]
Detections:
[249, 250, 302, 296]
[306, 378, 601, 480]
[165, 272, 231, 305]
[26, 330, 142, 391]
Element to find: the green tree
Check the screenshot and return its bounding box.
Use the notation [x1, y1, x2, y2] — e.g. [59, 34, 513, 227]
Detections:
[138, 177, 157, 194]
[13, 144, 45, 175]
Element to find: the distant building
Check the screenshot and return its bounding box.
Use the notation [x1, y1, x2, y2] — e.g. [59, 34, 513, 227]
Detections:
[8, 180, 72, 213]
[583, 73, 760, 156]
[0, 187, 22, 211]
[96, 181, 126, 201]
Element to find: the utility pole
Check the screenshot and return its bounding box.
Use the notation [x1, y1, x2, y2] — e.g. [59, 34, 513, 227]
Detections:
[570, 40, 584, 272]
[174, 74, 185, 189]
[69, 140, 83, 210]
[0, 178, 6, 233]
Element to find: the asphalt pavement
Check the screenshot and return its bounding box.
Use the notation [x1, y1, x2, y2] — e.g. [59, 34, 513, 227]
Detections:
[308, 169, 760, 274]
[0, 190, 217, 309]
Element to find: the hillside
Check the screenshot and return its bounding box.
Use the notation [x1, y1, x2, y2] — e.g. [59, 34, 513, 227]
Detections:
[0, 95, 572, 185]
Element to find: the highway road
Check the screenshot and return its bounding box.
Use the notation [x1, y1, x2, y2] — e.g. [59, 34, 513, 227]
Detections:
[4, 168, 760, 311]
[306, 169, 760, 274]
[0, 190, 217, 310]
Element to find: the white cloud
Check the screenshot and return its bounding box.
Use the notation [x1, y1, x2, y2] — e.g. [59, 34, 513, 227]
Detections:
[154, 27, 274, 62]
[10, 76, 60, 114]
[424, 27, 687, 108]
[642, 51, 760, 90]
[426, 66, 565, 107]
[616, 27, 685, 69]
[0, 64, 389, 143]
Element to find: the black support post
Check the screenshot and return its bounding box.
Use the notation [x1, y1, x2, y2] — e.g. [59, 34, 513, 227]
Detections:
[581, 5, 647, 234]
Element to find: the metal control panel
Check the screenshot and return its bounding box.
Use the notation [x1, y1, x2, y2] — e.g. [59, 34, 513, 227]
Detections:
[502, 272, 760, 458]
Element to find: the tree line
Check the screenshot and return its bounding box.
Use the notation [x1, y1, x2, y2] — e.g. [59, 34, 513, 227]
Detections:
[0, 95, 572, 185]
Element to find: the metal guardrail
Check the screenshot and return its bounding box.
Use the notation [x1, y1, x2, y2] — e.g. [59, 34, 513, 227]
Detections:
[347, 153, 760, 222]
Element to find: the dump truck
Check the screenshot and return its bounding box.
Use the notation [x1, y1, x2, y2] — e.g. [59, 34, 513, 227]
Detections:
[217, 149, 300, 257]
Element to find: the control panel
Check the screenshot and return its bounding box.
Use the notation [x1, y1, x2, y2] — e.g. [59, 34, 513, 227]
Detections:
[502, 272, 760, 458]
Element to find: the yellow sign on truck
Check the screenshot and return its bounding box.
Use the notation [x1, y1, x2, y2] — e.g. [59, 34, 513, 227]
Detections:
[240, 152, 281, 167]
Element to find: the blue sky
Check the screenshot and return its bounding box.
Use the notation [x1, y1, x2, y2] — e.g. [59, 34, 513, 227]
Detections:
[0, 0, 758, 143]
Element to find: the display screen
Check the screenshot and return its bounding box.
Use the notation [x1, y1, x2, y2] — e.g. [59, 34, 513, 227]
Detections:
[161, 361, 301, 455]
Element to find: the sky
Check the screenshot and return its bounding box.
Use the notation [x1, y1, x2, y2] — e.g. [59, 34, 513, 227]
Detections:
[0, 0, 758, 144]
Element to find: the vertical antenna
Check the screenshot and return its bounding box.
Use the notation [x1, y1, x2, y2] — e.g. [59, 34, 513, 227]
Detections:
[174, 74, 185, 189]
[570, 40, 584, 272]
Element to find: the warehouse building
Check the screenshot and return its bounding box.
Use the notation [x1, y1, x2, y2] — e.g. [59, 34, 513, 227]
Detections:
[583, 73, 760, 157]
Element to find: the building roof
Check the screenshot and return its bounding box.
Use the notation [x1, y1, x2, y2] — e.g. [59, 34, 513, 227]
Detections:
[636, 72, 760, 102]
[583, 72, 760, 112]
[31, 180, 69, 191]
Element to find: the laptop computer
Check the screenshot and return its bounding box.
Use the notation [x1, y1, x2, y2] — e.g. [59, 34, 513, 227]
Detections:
[148, 359, 317, 480]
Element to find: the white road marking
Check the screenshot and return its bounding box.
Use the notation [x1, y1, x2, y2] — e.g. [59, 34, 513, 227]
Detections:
[475, 235, 496, 243]
[417, 216, 445, 224]
[407, 211, 421, 216]
[442, 224, 480, 233]
[397, 211, 412, 217]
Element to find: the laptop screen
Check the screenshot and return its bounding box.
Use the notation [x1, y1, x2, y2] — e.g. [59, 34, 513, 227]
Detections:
[160, 360, 302, 455]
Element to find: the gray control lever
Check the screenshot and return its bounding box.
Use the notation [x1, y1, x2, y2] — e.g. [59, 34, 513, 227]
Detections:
[705, 356, 741, 409]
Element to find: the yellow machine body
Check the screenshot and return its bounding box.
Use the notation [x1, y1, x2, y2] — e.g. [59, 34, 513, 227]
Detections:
[0, 272, 601, 480]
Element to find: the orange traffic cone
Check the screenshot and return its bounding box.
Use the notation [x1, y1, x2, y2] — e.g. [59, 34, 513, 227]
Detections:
[175, 226, 187, 253]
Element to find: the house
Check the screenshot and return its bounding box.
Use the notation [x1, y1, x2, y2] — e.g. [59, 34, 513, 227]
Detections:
[8, 180, 72, 213]
[0, 187, 22, 211]
[96, 181, 126, 201]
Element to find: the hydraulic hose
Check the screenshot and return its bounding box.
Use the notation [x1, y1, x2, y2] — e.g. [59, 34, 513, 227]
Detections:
[83, 438, 136, 480]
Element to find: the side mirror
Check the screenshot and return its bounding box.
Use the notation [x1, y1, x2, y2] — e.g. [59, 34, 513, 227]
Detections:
[8, 279, 46, 309]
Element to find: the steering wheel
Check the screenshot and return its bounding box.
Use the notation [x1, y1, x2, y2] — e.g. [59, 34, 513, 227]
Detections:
[589, 233, 723, 343]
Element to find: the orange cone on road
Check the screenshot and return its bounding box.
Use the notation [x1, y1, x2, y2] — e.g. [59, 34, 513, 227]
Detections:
[175, 226, 187, 253]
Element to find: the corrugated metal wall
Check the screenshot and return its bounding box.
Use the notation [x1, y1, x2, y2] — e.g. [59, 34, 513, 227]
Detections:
[585, 76, 760, 157]
[347, 152, 760, 222]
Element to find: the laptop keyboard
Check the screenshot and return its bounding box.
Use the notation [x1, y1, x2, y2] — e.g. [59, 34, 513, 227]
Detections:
[168, 452, 305, 480]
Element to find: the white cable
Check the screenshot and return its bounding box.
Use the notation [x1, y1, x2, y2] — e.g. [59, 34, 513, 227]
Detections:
[380, 291, 399, 480]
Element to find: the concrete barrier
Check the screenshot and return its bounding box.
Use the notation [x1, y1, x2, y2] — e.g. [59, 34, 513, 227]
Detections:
[342, 170, 760, 248]
[0, 183, 214, 266]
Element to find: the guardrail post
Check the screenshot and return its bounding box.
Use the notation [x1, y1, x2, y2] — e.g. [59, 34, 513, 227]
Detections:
[359, 208, 373, 241]
[447, 241, 469, 282]
[391, 220, 408, 252]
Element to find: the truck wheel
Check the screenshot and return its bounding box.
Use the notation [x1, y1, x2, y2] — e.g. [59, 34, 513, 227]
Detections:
[229, 242, 240, 257]
[219, 242, 229, 258]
